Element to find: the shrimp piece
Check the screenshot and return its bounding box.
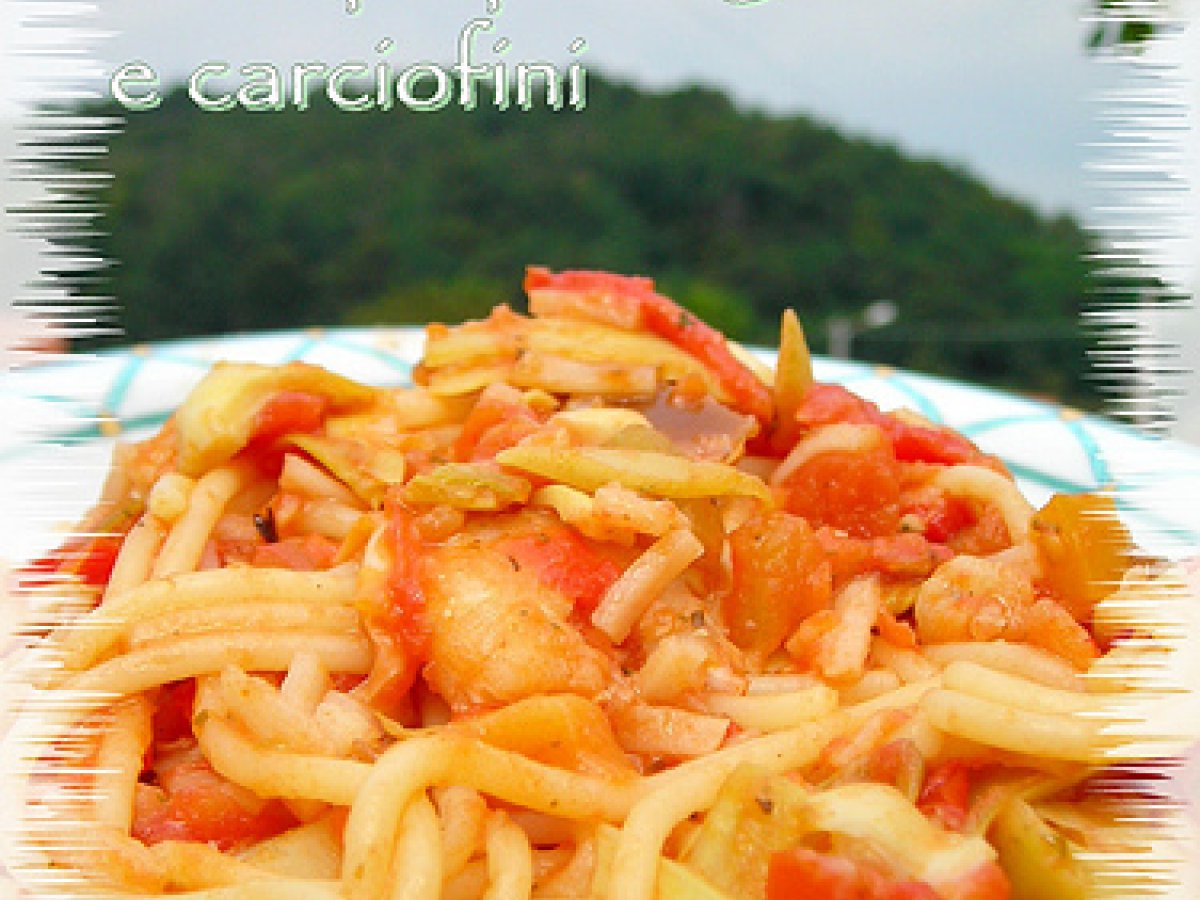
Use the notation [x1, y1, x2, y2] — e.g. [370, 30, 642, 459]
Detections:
[915, 556, 1033, 645]
[915, 555, 1097, 669]
[422, 545, 611, 711]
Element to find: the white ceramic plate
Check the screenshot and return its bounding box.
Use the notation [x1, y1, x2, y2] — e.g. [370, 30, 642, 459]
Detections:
[1, 327, 1199, 563]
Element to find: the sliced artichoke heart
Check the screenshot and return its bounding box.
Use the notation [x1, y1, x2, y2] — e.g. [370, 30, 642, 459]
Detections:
[286, 433, 404, 509]
[174, 361, 376, 476]
[593, 822, 731, 900]
[990, 797, 1090, 900]
[496, 444, 771, 503]
[401, 462, 531, 511]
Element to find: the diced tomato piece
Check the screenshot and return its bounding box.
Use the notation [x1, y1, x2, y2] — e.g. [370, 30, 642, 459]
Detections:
[780, 443, 903, 538]
[875, 606, 918, 649]
[638, 291, 773, 425]
[942, 862, 1012, 900]
[152, 680, 197, 746]
[250, 391, 329, 443]
[889, 421, 986, 468]
[784, 608, 839, 670]
[19, 497, 141, 593]
[495, 527, 623, 614]
[19, 533, 124, 592]
[905, 493, 976, 544]
[74, 535, 124, 587]
[792, 383, 882, 431]
[239, 391, 330, 476]
[866, 739, 926, 800]
[330, 672, 367, 693]
[250, 534, 339, 571]
[524, 266, 773, 425]
[767, 847, 940, 900]
[724, 511, 832, 659]
[788, 384, 998, 470]
[453, 384, 544, 462]
[525, 266, 655, 295]
[524, 265, 652, 325]
[901, 486, 1012, 555]
[267, 492, 304, 537]
[358, 622, 421, 719]
[384, 508, 431, 658]
[947, 503, 1012, 557]
[817, 529, 951, 584]
[919, 759, 985, 832]
[132, 756, 295, 851]
[362, 498, 433, 707]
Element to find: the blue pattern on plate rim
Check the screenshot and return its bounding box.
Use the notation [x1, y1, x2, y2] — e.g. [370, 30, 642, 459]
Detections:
[2, 328, 1198, 557]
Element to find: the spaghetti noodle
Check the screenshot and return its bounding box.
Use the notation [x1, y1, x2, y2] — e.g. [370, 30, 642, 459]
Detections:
[12, 267, 1175, 899]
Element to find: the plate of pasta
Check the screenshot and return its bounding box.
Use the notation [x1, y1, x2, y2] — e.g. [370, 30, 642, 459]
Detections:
[2, 267, 1199, 899]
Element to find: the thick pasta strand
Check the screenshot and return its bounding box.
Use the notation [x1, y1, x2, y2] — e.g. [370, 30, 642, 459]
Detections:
[930, 464, 1034, 543]
[591, 528, 704, 643]
[48, 565, 358, 681]
[103, 514, 169, 602]
[151, 462, 257, 578]
[921, 688, 1114, 763]
[342, 732, 640, 899]
[482, 812, 533, 900]
[127, 602, 362, 647]
[147, 842, 291, 890]
[194, 680, 371, 805]
[387, 794, 443, 900]
[91, 695, 153, 832]
[62, 631, 371, 699]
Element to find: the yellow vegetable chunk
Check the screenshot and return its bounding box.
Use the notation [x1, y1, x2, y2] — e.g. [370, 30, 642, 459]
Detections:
[594, 823, 731, 900]
[174, 362, 376, 476]
[287, 433, 405, 509]
[401, 462, 531, 511]
[1031, 492, 1133, 621]
[680, 764, 813, 898]
[495, 445, 771, 503]
[990, 797, 1089, 900]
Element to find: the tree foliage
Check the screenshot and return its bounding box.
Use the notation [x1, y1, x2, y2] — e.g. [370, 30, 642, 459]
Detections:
[1085, 0, 1167, 51]
[67, 74, 1118, 405]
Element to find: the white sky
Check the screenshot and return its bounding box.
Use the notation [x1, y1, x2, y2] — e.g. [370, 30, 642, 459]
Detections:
[2, 0, 1197, 437]
[3, 0, 1125, 217]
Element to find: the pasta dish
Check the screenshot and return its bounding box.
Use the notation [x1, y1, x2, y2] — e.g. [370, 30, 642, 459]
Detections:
[9, 267, 1178, 899]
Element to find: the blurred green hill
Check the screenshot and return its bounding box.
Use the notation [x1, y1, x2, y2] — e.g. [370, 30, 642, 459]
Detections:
[67, 74, 1122, 406]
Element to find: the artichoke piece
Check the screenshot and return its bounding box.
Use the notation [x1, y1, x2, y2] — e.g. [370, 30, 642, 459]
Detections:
[551, 407, 652, 444]
[286, 433, 405, 509]
[602, 424, 677, 454]
[526, 318, 722, 398]
[422, 327, 518, 369]
[401, 462, 531, 511]
[174, 362, 376, 477]
[593, 823, 731, 900]
[681, 765, 814, 898]
[326, 389, 473, 439]
[990, 797, 1090, 900]
[1030, 492, 1134, 622]
[495, 445, 771, 503]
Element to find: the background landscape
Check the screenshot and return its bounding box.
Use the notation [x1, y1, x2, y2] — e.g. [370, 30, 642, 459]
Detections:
[63, 72, 1139, 409]
[5, 1, 1184, 415]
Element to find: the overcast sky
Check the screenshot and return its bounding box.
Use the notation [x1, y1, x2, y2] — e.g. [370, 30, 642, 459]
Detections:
[2, 0, 1126, 218]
